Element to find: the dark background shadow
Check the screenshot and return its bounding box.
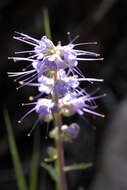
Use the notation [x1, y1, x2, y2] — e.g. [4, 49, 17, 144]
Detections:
[0, 0, 127, 189]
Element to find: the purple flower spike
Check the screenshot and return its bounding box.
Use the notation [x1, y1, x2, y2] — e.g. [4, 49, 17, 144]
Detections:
[8, 31, 105, 133]
[67, 123, 80, 139]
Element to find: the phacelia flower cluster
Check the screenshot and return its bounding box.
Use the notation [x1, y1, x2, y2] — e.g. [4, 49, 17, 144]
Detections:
[8, 32, 105, 136]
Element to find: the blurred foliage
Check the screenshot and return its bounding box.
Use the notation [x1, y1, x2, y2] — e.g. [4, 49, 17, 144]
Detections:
[4, 108, 27, 190]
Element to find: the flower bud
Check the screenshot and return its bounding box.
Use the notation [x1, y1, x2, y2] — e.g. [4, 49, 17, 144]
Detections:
[47, 146, 57, 159]
[67, 123, 80, 139]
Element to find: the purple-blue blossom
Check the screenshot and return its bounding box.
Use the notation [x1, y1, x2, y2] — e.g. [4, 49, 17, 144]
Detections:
[8, 32, 105, 135]
[8, 32, 103, 81]
[67, 123, 80, 139]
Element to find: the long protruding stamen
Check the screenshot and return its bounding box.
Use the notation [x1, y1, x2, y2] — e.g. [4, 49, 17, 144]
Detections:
[27, 118, 40, 136]
[77, 58, 104, 61]
[77, 78, 104, 82]
[33, 92, 43, 100]
[14, 50, 36, 54]
[15, 32, 39, 43]
[22, 72, 38, 82]
[18, 107, 36, 123]
[22, 102, 37, 106]
[8, 57, 35, 62]
[74, 42, 98, 46]
[87, 93, 106, 101]
[7, 69, 36, 77]
[76, 51, 100, 57]
[13, 36, 38, 47]
[17, 75, 39, 89]
[13, 69, 36, 82]
[83, 108, 105, 117]
[73, 67, 85, 78]
[67, 32, 71, 42]
[70, 35, 79, 44]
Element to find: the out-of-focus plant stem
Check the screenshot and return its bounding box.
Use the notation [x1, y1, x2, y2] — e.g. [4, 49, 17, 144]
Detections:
[43, 8, 52, 40]
[3, 108, 27, 190]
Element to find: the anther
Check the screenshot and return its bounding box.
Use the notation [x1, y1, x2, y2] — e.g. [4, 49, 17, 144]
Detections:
[21, 103, 24, 106]
[57, 41, 62, 44]
[67, 32, 70, 35]
[29, 96, 34, 101]
[96, 54, 100, 57]
[19, 81, 24, 85]
[22, 68, 26, 72]
[8, 57, 11, 60]
[18, 120, 21, 124]
[16, 87, 19, 90]
[14, 59, 16, 63]
[27, 133, 31, 137]
[13, 79, 16, 82]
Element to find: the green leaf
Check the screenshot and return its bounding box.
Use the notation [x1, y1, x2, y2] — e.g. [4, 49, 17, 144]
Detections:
[41, 162, 60, 184]
[43, 8, 52, 40]
[44, 156, 57, 163]
[29, 129, 40, 190]
[3, 108, 27, 190]
[64, 163, 93, 172]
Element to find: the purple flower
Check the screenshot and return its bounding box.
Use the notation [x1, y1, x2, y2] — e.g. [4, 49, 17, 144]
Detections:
[60, 93, 105, 117]
[53, 80, 70, 96]
[35, 36, 55, 59]
[60, 123, 80, 141]
[35, 98, 54, 117]
[8, 31, 105, 133]
[38, 75, 54, 94]
[67, 123, 80, 139]
[8, 32, 103, 82]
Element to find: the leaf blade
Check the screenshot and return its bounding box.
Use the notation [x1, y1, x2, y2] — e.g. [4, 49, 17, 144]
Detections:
[41, 162, 60, 184]
[3, 108, 27, 190]
[29, 129, 40, 190]
[64, 163, 93, 172]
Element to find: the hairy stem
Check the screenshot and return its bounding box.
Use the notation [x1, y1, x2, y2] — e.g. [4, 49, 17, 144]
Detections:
[54, 73, 67, 190]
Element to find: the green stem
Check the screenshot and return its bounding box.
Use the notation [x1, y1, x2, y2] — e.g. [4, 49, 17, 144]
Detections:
[53, 117, 61, 190]
[55, 141, 61, 190]
[43, 8, 52, 40]
[43, 8, 67, 190]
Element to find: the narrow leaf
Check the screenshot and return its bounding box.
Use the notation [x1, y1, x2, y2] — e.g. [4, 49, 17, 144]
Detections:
[44, 157, 57, 163]
[30, 129, 40, 190]
[3, 108, 27, 190]
[41, 162, 60, 184]
[64, 163, 93, 172]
